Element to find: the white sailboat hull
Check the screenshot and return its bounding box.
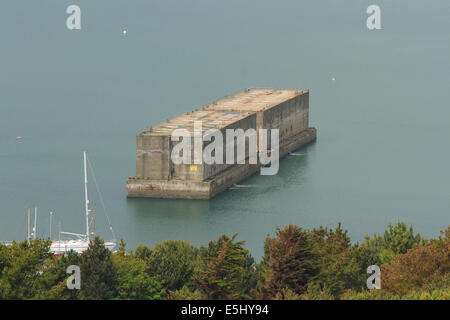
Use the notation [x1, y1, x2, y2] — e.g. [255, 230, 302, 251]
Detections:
[50, 239, 116, 254]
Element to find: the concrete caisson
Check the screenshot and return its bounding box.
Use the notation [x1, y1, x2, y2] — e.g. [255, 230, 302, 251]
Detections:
[127, 89, 316, 199]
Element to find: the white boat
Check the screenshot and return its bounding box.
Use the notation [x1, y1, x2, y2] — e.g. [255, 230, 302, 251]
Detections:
[50, 151, 116, 255]
[50, 238, 116, 255]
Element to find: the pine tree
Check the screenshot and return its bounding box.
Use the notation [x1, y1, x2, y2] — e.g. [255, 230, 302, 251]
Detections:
[259, 225, 318, 299]
[112, 253, 165, 300]
[0, 239, 53, 299]
[147, 239, 198, 291]
[77, 236, 117, 300]
[193, 234, 248, 299]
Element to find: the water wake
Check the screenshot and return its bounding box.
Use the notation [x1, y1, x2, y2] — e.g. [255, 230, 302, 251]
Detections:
[231, 184, 263, 188]
[288, 153, 306, 156]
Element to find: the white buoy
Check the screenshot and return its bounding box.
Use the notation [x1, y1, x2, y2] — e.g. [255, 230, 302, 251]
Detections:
[331, 77, 336, 81]
[123, 30, 127, 36]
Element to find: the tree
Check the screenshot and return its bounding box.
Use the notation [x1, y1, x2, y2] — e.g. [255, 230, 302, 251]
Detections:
[199, 234, 257, 298]
[33, 251, 80, 300]
[361, 222, 422, 265]
[134, 244, 152, 264]
[112, 253, 165, 300]
[169, 285, 202, 300]
[193, 234, 249, 299]
[259, 225, 318, 299]
[147, 239, 198, 291]
[0, 239, 53, 299]
[77, 236, 117, 300]
[382, 226, 449, 296]
[307, 224, 365, 297]
[383, 222, 422, 254]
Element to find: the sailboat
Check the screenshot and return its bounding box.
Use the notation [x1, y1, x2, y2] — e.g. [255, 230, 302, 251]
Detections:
[50, 151, 116, 255]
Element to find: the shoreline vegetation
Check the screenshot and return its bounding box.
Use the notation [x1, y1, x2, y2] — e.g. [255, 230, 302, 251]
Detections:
[0, 222, 448, 300]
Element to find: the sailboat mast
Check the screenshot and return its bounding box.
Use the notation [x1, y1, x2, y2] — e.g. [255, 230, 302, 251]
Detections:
[27, 208, 31, 244]
[33, 206, 37, 240]
[49, 211, 53, 240]
[92, 203, 96, 238]
[58, 221, 61, 251]
[84, 151, 90, 241]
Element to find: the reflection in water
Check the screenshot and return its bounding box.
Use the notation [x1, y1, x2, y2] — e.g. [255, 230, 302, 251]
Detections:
[127, 197, 211, 220]
[275, 143, 314, 187]
[125, 197, 213, 247]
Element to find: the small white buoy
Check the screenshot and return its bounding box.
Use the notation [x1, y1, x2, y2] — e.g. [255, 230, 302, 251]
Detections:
[122, 30, 127, 36]
[331, 77, 336, 81]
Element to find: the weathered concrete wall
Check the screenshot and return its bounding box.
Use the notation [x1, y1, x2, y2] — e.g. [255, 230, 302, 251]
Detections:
[127, 128, 317, 199]
[127, 177, 212, 199]
[170, 135, 204, 182]
[202, 112, 257, 180]
[262, 91, 309, 147]
[167, 112, 257, 181]
[136, 110, 256, 182]
[127, 89, 316, 199]
[136, 135, 171, 180]
[204, 90, 309, 152]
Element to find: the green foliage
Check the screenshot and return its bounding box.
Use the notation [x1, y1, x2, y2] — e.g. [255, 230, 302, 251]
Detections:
[77, 236, 117, 300]
[340, 288, 400, 300]
[0, 223, 447, 300]
[273, 284, 335, 300]
[134, 244, 152, 264]
[341, 275, 449, 300]
[298, 283, 335, 300]
[147, 239, 198, 291]
[259, 225, 318, 299]
[309, 224, 384, 298]
[402, 275, 449, 300]
[169, 285, 202, 300]
[194, 234, 250, 299]
[383, 222, 423, 254]
[0, 239, 53, 299]
[361, 222, 422, 265]
[112, 253, 165, 300]
[199, 234, 258, 298]
[306, 224, 365, 297]
[33, 251, 80, 300]
[272, 288, 302, 300]
[240, 250, 258, 298]
[382, 226, 449, 296]
[117, 239, 127, 255]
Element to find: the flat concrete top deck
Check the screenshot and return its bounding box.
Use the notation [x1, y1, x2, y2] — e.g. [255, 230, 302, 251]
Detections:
[140, 110, 254, 137]
[202, 89, 308, 113]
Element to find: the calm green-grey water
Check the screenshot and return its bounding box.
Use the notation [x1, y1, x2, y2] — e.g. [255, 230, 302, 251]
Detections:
[1, 1, 449, 259]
